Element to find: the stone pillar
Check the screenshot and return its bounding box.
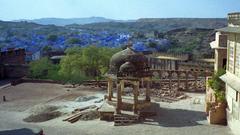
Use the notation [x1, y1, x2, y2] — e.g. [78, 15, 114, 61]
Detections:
[169, 71, 172, 90]
[107, 78, 113, 101]
[170, 60, 172, 70]
[163, 60, 166, 70]
[175, 61, 179, 70]
[133, 81, 139, 114]
[159, 71, 162, 89]
[185, 71, 189, 91]
[194, 71, 198, 91]
[177, 71, 180, 91]
[120, 80, 125, 95]
[145, 78, 151, 102]
[116, 82, 122, 114]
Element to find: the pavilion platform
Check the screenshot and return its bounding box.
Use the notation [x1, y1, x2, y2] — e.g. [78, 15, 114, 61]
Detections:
[98, 96, 157, 125]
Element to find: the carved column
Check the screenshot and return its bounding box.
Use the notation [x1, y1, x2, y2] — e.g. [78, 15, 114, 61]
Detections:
[107, 78, 113, 101]
[185, 71, 189, 91]
[175, 61, 179, 70]
[177, 71, 180, 91]
[163, 60, 166, 70]
[159, 71, 162, 89]
[169, 71, 172, 90]
[170, 60, 172, 70]
[133, 81, 139, 114]
[116, 82, 122, 114]
[194, 71, 198, 91]
[120, 80, 125, 95]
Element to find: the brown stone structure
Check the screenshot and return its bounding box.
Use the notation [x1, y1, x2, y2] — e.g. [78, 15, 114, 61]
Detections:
[151, 69, 212, 92]
[0, 48, 28, 79]
[0, 48, 26, 65]
[150, 52, 214, 72]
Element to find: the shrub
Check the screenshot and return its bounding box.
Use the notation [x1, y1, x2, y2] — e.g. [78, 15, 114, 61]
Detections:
[28, 57, 53, 79]
[208, 68, 226, 102]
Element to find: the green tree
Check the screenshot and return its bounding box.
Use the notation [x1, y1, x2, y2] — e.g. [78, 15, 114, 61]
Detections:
[28, 57, 57, 79]
[59, 46, 120, 83]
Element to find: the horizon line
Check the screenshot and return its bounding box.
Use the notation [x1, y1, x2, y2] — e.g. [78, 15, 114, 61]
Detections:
[1, 16, 227, 22]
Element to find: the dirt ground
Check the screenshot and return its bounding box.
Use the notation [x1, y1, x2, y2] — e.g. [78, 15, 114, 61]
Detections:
[0, 82, 234, 135]
[0, 83, 103, 111]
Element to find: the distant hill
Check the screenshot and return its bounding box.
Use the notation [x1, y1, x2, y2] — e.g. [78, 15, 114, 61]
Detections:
[13, 17, 227, 30]
[73, 18, 227, 32]
[14, 17, 119, 26]
[0, 18, 228, 59]
[163, 28, 216, 58]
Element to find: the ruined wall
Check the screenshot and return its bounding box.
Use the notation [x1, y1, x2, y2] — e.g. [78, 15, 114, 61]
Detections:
[4, 64, 29, 78]
[178, 62, 214, 72]
[0, 49, 25, 65]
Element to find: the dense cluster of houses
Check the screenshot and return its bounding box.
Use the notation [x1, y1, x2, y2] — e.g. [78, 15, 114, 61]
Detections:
[0, 25, 173, 61]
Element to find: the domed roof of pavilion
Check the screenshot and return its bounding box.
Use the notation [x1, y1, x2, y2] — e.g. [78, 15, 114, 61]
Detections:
[119, 61, 136, 73]
[106, 45, 149, 78]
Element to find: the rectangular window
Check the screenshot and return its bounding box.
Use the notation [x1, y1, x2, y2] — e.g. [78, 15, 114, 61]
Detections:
[219, 35, 227, 47]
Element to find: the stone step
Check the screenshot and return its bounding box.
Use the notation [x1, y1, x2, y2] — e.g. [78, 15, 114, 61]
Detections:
[114, 114, 139, 126]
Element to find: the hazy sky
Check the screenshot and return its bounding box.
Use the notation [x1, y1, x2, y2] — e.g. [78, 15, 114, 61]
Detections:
[0, 0, 240, 21]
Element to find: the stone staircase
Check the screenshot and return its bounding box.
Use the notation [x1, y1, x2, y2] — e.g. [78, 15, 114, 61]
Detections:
[114, 113, 139, 126]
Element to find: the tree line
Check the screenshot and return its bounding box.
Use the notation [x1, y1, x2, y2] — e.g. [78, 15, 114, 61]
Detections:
[28, 45, 120, 84]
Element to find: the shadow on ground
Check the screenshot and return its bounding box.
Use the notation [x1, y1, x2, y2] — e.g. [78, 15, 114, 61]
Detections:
[142, 103, 206, 127]
[0, 128, 39, 135]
